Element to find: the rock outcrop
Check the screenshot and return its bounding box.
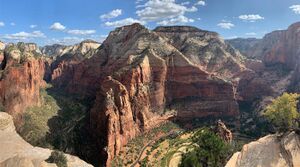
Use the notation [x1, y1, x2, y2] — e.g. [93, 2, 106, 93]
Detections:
[215, 120, 233, 143]
[51, 23, 240, 165]
[46, 40, 101, 86]
[229, 22, 300, 109]
[0, 43, 47, 125]
[0, 112, 92, 167]
[154, 26, 247, 79]
[226, 132, 300, 167]
[41, 40, 100, 58]
[226, 38, 261, 59]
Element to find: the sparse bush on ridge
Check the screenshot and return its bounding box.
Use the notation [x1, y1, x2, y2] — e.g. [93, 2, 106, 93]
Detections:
[46, 150, 67, 167]
[264, 92, 300, 132]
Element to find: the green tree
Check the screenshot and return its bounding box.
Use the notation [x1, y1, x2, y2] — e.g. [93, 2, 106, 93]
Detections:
[180, 129, 230, 167]
[46, 150, 67, 167]
[264, 93, 300, 132]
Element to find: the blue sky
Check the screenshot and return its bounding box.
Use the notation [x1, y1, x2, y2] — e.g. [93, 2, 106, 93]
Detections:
[0, 0, 299, 46]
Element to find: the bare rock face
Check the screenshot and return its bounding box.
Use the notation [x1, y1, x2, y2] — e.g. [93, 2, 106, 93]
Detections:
[41, 40, 100, 58]
[46, 40, 101, 87]
[154, 26, 247, 79]
[90, 76, 138, 165]
[226, 38, 261, 59]
[0, 43, 47, 125]
[226, 132, 300, 167]
[0, 112, 93, 167]
[229, 22, 300, 108]
[0, 41, 5, 50]
[51, 23, 240, 165]
[215, 120, 233, 143]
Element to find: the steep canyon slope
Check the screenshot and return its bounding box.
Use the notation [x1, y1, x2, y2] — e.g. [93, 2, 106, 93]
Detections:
[46, 23, 244, 165]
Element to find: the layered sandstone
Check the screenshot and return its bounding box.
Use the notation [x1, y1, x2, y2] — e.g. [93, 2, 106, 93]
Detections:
[41, 40, 100, 58]
[0, 43, 47, 125]
[226, 38, 261, 59]
[154, 26, 247, 79]
[230, 22, 300, 107]
[226, 132, 300, 167]
[0, 112, 92, 167]
[49, 23, 240, 165]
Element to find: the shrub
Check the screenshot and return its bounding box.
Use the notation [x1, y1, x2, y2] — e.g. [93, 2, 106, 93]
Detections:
[180, 129, 230, 167]
[264, 93, 300, 132]
[46, 150, 67, 167]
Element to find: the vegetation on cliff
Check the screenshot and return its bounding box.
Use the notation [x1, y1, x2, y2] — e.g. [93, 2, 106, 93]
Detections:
[46, 150, 68, 167]
[180, 129, 230, 167]
[19, 84, 88, 150]
[264, 93, 300, 132]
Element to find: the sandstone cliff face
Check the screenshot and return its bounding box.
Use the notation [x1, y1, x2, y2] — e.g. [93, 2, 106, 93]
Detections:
[230, 22, 300, 107]
[154, 26, 247, 79]
[226, 132, 300, 167]
[0, 43, 47, 125]
[226, 38, 261, 59]
[41, 40, 100, 58]
[0, 112, 92, 167]
[50, 23, 240, 165]
[46, 40, 101, 87]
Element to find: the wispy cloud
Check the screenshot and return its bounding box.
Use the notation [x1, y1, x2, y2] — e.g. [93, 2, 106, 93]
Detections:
[50, 22, 66, 31]
[1, 31, 46, 40]
[0, 22, 5, 27]
[195, 0, 206, 6]
[100, 9, 122, 20]
[217, 21, 235, 29]
[157, 15, 194, 25]
[67, 29, 96, 35]
[239, 14, 264, 22]
[245, 32, 257, 36]
[290, 5, 300, 14]
[30, 25, 37, 28]
[136, 0, 197, 21]
[10, 22, 15, 26]
[104, 18, 145, 27]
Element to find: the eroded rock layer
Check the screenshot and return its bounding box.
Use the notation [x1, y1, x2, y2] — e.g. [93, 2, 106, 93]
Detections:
[49, 23, 240, 165]
[0, 43, 47, 125]
[226, 132, 300, 167]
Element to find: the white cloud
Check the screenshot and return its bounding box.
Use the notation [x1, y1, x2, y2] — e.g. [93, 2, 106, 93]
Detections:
[238, 14, 264, 22]
[30, 25, 37, 28]
[181, 1, 190, 5]
[217, 22, 235, 29]
[67, 29, 96, 35]
[50, 22, 66, 31]
[104, 18, 145, 27]
[100, 9, 122, 20]
[136, 0, 197, 21]
[157, 15, 194, 25]
[10, 22, 15, 26]
[245, 32, 257, 36]
[196, 0, 205, 6]
[290, 5, 300, 14]
[0, 22, 5, 27]
[1, 31, 46, 40]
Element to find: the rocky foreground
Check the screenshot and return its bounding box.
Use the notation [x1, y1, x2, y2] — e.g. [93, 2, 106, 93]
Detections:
[226, 132, 300, 167]
[0, 112, 92, 167]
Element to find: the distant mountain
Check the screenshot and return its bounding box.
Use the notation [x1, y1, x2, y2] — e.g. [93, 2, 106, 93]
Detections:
[226, 38, 261, 59]
[1, 22, 300, 166]
[41, 39, 101, 58]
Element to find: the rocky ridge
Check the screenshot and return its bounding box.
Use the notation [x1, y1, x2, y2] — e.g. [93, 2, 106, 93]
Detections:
[0, 43, 48, 125]
[48, 23, 242, 165]
[0, 112, 92, 167]
[226, 132, 300, 167]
